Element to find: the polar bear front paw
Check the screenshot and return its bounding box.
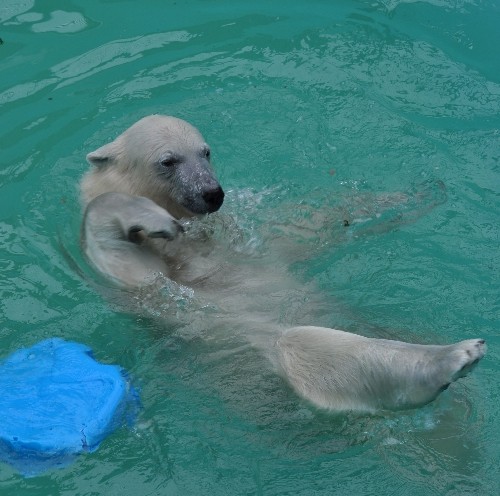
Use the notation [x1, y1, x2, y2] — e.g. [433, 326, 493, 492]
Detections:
[128, 221, 183, 244]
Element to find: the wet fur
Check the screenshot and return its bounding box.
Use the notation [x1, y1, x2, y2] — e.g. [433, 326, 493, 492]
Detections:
[80, 115, 486, 413]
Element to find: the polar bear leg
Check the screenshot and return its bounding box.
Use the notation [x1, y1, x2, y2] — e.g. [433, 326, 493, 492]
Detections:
[81, 192, 183, 286]
[275, 326, 486, 413]
[85, 192, 182, 242]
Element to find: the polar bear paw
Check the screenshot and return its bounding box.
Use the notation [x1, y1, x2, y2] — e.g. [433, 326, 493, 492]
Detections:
[127, 220, 183, 244]
[449, 338, 486, 382]
[274, 327, 487, 412]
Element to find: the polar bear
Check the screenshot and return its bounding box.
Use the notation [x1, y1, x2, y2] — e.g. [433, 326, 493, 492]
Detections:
[80, 115, 486, 413]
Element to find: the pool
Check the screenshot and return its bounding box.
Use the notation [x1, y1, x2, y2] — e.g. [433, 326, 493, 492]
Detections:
[0, 0, 498, 494]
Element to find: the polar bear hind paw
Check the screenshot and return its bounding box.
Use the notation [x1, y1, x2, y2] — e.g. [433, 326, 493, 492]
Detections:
[450, 338, 486, 381]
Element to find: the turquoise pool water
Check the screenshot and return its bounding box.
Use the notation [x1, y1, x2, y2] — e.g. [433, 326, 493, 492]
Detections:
[1, 0, 498, 494]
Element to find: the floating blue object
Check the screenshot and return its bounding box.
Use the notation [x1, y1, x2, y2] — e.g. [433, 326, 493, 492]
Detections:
[0, 338, 139, 477]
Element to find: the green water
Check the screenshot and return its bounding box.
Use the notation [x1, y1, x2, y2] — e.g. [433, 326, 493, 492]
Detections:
[1, 0, 499, 494]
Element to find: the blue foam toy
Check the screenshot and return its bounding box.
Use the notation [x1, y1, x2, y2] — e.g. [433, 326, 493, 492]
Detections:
[0, 338, 139, 477]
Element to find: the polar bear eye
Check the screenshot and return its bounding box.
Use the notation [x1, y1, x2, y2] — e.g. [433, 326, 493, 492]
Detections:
[202, 146, 211, 159]
[159, 156, 177, 168]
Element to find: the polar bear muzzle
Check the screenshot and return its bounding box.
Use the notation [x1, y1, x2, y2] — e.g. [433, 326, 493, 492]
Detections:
[202, 185, 225, 213]
[167, 156, 225, 215]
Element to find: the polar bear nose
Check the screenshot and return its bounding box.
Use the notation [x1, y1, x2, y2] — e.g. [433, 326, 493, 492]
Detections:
[203, 186, 225, 212]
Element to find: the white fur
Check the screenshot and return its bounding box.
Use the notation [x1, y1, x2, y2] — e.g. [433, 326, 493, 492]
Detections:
[82, 192, 180, 286]
[276, 326, 485, 412]
[81, 115, 223, 219]
[80, 115, 486, 413]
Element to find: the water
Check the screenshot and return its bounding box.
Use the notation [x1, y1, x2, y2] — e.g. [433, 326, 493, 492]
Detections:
[0, 0, 499, 494]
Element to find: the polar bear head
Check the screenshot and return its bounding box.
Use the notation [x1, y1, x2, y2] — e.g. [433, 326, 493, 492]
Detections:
[81, 115, 224, 219]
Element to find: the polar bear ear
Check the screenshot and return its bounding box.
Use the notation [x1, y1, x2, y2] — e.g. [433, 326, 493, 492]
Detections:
[86, 142, 117, 167]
